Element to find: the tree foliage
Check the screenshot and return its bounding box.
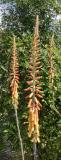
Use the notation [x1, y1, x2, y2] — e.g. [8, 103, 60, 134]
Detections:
[0, 0, 61, 160]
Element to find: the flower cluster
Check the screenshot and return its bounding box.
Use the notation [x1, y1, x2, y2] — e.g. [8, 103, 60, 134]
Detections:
[25, 15, 42, 143]
[10, 36, 19, 107]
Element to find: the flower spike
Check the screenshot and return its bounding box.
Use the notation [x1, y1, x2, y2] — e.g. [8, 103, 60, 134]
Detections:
[25, 15, 43, 143]
[10, 36, 19, 107]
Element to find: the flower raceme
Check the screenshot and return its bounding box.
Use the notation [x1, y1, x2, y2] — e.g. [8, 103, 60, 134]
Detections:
[25, 15, 43, 143]
[10, 36, 25, 160]
[48, 34, 55, 90]
[10, 36, 19, 107]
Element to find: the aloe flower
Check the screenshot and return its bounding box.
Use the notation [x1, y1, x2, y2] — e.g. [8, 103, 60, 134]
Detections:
[10, 36, 24, 160]
[25, 15, 42, 143]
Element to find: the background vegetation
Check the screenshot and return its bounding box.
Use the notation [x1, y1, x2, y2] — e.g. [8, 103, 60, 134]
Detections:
[0, 0, 61, 160]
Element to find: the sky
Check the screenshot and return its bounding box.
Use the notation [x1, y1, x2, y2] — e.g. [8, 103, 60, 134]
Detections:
[0, 3, 9, 27]
[0, 4, 4, 25]
[0, 3, 14, 27]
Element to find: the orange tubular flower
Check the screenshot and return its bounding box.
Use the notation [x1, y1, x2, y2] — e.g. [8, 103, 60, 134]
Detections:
[25, 15, 42, 143]
[10, 36, 19, 107]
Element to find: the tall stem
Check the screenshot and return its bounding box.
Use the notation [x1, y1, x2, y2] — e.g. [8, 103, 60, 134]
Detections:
[33, 142, 38, 160]
[14, 106, 25, 160]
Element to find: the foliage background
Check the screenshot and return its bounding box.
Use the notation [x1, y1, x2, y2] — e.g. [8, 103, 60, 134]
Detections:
[0, 0, 61, 159]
